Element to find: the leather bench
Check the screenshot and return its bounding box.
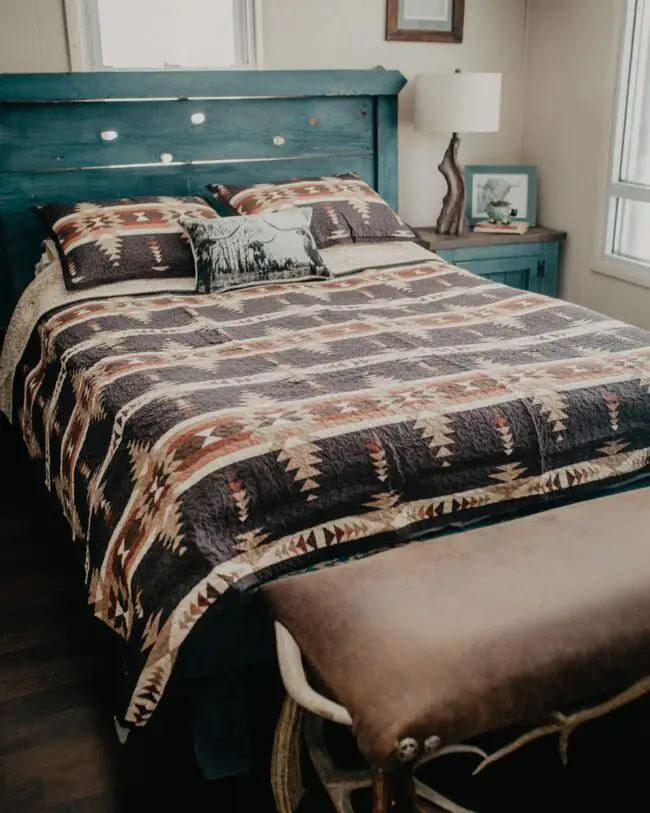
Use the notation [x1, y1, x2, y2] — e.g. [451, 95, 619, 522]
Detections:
[262, 489, 650, 812]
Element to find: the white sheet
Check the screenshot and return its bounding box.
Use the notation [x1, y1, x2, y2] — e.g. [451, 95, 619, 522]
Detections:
[34, 239, 60, 277]
[321, 240, 437, 276]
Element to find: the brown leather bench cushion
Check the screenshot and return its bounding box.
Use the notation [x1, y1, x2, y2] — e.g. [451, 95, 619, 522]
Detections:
[262, 490, 650, 770]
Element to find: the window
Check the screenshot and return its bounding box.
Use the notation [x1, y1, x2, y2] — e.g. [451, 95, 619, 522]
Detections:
[67, 0, 258, 71]
[604, 0, 650, 270]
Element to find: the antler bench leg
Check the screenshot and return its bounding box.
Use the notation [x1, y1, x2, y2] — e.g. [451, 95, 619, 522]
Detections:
[373, 769, 443, 813]
[269, 622, 480, 813]
[372, 771, 394, 813]
[306, 713, 372, 813]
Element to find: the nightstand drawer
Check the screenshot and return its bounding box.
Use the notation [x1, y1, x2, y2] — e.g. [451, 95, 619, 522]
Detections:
[434, 248, 559, 297]
[419, 226, 564, 298]
[441, 256, 543, 293]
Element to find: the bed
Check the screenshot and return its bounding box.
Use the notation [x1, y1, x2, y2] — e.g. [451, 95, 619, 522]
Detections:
[2, 69, 650, 784]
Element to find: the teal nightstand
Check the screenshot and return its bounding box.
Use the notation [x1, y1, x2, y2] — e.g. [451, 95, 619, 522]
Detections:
[417, 226, 566, 297]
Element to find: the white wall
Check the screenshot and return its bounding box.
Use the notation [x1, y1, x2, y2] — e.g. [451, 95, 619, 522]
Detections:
[0, 0, 528, 227]
[261, 0, 529, 226]
[0, 0, 69, 72]
[522, 0, 650, 329]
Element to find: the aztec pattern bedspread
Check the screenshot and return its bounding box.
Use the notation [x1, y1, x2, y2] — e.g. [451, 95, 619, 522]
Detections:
[12, 258, 650, 726]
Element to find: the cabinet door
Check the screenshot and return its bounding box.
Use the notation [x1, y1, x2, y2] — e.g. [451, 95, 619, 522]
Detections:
[439, 255, 544, 293]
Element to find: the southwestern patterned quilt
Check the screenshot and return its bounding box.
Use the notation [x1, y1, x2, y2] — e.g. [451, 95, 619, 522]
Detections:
[11, 258, 650, 727]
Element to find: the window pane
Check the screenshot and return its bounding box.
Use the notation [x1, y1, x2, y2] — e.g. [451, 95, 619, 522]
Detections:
[96, 0, 236, 69]
[620, 0, 650, 186]
[612, 197, 650, 263]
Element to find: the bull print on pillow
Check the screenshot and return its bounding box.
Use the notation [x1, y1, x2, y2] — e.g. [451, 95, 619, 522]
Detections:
[181, 208, 331, 294]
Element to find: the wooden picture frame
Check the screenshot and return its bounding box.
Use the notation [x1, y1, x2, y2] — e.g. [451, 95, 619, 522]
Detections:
[386, 0, 465, 43]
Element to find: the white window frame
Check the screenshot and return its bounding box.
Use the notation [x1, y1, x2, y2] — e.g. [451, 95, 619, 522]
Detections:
[64, 0, 262, 72]
[593, 0, 650, 288]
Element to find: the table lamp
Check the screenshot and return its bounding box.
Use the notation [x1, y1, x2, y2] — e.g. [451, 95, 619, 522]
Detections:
[415, 71, 502, 235]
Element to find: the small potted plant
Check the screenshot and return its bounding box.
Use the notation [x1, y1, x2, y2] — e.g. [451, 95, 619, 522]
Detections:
[485, 200, 518, 225]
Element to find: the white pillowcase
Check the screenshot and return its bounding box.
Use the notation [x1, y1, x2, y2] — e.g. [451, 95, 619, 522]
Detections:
[34, 239, 61, 277]
[320, 241, 437, 277]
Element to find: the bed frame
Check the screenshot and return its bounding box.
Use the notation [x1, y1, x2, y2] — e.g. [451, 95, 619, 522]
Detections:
[0, 67, 409, 781]
[0, 68, 406, 331]
[4, 69, 650, 791]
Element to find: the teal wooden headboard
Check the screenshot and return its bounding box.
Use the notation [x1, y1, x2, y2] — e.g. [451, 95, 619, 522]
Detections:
[0, 68, 407, 330]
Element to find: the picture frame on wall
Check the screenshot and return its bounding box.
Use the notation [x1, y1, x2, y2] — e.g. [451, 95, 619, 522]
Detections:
[386, 0, 465, 43]
[464, 165, 539, 226]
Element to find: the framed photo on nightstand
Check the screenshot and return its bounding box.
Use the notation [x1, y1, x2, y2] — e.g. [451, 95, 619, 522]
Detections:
[465, 165, 538, 227]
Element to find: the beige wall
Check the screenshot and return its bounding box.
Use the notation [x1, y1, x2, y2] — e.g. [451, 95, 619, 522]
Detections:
[0, 0, 528, 226]
[261, 0, 529, 225]
[522, 0, 650, 329]
[0, 0, 70, 72]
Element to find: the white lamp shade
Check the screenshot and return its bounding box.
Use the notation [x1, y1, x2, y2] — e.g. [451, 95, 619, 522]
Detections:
[415, 72, 502, 135]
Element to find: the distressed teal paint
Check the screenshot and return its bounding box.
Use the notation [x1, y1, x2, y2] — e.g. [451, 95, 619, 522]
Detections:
[374, 96, 399, 210]
[1, 97, 376, 171]
[0, 69, 407, 330]
[0, 70, 407, 102]
[540, 241, 561, 299]
[436, 238, 561, 297]
[449, 256, 543, 293]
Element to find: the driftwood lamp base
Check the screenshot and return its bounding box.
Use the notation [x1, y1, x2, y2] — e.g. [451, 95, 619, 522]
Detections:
[436, 132, 469, 236]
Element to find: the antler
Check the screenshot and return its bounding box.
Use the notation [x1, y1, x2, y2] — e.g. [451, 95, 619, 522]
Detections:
[473, 674, 650, 775]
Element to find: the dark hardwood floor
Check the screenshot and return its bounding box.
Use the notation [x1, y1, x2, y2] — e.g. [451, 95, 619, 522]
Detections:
[0, 421, 282, 812]
[2, 416, 650, 813]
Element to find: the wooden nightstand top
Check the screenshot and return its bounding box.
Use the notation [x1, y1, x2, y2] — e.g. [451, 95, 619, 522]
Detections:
[417, 226, 567, 251]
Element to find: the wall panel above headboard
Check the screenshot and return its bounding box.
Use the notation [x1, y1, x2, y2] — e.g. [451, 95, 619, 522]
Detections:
[0, 69, 407, 331]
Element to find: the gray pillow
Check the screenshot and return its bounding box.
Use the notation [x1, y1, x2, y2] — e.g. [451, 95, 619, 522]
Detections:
[181, 208, 331, 293]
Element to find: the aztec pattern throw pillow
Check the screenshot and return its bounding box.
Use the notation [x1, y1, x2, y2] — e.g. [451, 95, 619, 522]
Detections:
[38, 196, 219, 291]
[181, 208, 331, 294]
[206, 172, 417, 249]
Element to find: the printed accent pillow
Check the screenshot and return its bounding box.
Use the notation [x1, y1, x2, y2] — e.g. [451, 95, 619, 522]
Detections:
[38, 196, 219, 291]
[181, 209, 331, 294]
[206, 172, 417, 249]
